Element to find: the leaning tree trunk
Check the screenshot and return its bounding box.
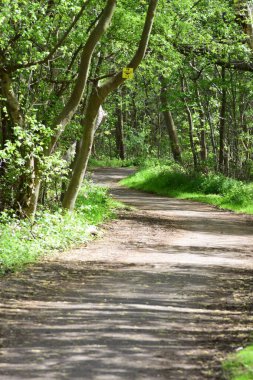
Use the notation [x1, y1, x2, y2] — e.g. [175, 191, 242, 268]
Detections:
[62, 90, 101, 210]
[62, 0, 159, 210]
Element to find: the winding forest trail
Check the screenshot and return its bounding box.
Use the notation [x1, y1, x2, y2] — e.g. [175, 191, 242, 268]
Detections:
[0, 167, 253, 380]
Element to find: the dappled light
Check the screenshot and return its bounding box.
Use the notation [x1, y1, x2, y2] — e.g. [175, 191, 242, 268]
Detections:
[0, 168, 252, 379]
[1, 0, 253, 376]
[0, 263, 252, 379]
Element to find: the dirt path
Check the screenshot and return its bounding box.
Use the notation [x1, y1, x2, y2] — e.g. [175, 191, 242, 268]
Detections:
[0, 167, 252, 380]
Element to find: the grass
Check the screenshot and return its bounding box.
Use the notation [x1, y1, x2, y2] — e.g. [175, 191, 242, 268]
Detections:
[89, 157, 138, 168]
[121, 165, 253, 214]
[223, 345, 253, 380]
[88, 156, 173, 169]
[0, 180, 120, 275]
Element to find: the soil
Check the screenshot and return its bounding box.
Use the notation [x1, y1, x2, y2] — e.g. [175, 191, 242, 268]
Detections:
[0, 167, 252, 380]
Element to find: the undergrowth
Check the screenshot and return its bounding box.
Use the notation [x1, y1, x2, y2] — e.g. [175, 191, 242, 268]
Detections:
[121, 165, 253, 214]
[0, 180, 120, 275]
[89, 157, 137, 168]
[88, 157, 173, 169]
[223, 345, 253, 380]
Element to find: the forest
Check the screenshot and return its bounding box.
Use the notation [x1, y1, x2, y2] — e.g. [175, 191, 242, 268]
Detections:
[1, 0, 253, 217]
[0, 1, 253, 379]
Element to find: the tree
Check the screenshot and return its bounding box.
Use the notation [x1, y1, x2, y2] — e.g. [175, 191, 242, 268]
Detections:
[62, 0, 159, 210]
[0, 0, 117, 217]
[160, 76, 182, 163]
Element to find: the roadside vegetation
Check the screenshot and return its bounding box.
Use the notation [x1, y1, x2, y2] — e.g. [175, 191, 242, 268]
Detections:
[0, 181, 119, 275]
[121, 164, 253, 215]
[223, 345, 253, 380]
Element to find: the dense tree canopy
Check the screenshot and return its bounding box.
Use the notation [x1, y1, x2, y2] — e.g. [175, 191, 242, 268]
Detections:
[0, 0, 253, 216]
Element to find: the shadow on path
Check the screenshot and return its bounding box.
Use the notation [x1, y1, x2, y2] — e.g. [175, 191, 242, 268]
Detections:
[0, 167, 252, 380]
[0, 263, 252, 380]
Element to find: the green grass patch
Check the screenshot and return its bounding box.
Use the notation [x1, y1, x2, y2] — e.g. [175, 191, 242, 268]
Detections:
[121, 165, 253, 214]
[88, 157, 173, 169]
[89, 157, 137, 168]
[0, 180, 119, 275]
[223, 345, 253, 380]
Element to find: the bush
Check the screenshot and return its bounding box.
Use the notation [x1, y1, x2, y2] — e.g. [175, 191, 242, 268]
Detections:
[0, 180, 118, 275]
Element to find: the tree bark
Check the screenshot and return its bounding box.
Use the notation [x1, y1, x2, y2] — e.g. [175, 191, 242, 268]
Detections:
[219, 67, 227, 173]
[63, 0, 159, 210]
[195, 88, 207, 163]
[181, 76, 198, 170]
[199, 126, 207, 162]
[62, 90, 101, 210]
[160, 80, 182, 163]
[186, 105, 198, 171]
[115, 91, 125, 160]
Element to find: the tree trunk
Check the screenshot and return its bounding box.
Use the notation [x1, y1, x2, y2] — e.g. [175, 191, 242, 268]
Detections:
[195, 86, 207, 163]
[199, 125, 207, 162]
[206, 101, 217, 157]
[186, 105, 198, 171]
[17, 158, 41, 219]
[115, 91, 125, 160]
[181, 76, 198, 170]
[62, 90, 101, 210]
[160, 78, 182, 163]
[62, 0, 158, 210]
[219, 67, 227, 173]
[163, 109, 182, 163]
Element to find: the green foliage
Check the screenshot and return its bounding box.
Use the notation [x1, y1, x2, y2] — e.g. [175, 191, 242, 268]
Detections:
[0, 181, 118, 275]
[223, 345, 253, 380]
[0, 117, 68, 209]
[89, 157, 140, 168]
[121, 165, 253, 214]
[2, 0, 253, 214]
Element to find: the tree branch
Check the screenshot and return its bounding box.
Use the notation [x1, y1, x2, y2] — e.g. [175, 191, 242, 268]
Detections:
[3, 0, 92, 73]
[99, 0, 159, 99]
[175, 43, 253, 72]
[48, 0, 117, 154]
